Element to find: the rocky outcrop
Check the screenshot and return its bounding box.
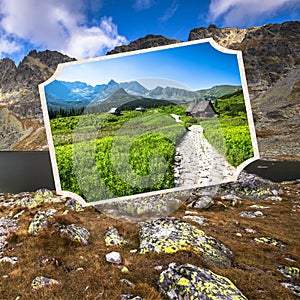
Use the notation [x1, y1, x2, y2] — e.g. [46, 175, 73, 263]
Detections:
[158, 263, 247, 299]
[138, 218, 233, 268]
[107, 34, 180, 55]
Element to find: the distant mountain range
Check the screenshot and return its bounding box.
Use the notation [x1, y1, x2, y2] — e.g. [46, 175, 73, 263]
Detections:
[45, 78, 241, 111]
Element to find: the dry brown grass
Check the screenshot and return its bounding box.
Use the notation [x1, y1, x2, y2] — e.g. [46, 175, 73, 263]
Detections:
[0, 183, 299, 299]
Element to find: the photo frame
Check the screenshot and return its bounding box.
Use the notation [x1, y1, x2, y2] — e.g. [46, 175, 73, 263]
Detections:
[39, 39, 259, 220]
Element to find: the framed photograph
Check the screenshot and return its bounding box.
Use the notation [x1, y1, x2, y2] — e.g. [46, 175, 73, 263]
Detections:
[39, 39, 259, 219]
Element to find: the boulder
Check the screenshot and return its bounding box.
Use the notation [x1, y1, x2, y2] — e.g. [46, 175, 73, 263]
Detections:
[139, 218, 232, 268]
[158, 263, 247, 299]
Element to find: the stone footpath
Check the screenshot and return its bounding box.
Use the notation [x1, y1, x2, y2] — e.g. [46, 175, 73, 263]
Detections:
[174, 125, 235, 187]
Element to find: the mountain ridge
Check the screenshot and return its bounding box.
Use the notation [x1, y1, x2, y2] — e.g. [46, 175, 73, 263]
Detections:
[0, 21, 299, 159]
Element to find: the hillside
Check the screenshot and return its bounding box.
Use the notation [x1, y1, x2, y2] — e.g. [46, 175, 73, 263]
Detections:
[196, 85, 242, 100]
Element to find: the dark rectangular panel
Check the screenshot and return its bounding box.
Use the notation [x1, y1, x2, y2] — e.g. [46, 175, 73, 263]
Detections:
[0, 151, 55, 193]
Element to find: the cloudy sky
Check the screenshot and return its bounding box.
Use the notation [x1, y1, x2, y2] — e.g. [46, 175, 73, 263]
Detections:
[0, 0, 299, 64]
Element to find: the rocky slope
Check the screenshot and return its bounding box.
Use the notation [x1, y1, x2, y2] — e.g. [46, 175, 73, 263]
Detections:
[0, 173, 299, 299]
[0, 50, 75, 150]
[0, 22, 299, 159]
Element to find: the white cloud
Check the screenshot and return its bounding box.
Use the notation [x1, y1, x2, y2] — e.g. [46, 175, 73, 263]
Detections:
[208, 0, 294, 26]
[160, 1, 179, 22]
[0, 0, 127, 60]
[0, 34, 22, 57]
[134, 0, 155, 10]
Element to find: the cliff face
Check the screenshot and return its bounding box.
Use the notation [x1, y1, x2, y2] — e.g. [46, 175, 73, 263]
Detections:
[0, 50, 75, 150]
[0, 22, 299, 159]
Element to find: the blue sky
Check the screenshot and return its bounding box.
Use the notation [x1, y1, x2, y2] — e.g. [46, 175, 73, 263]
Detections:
[0, 0, 299, 65]
[58, 41, 242, 90]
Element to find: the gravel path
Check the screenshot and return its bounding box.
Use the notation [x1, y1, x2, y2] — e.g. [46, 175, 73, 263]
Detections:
[174, 125, 235, 187]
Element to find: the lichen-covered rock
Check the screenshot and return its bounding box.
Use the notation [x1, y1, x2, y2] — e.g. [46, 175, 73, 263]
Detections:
[158, 263, 247, 300]
[277, 266, 300, 280]
[221, 171, 279, 200]
[39, 256, 60, 267]
[182, 215, 208, 226]
[65, 198, 84, 212]
[0, 213, 19, 255]
[31, 276, 61, 290]
[59, 224, 90, 245]
[120, 278, 135, 287]
[253, 237, 285, 248]
[281, 282, 300, 297]
[0, 256, 18, 264]
[104, 226, 128, 246]
[139, 218, 232, 268]
[28, 209, 56, 235]
[240, 211, 265, 218]
[188, 195, 214, 209]
[17, 189, 64, 208]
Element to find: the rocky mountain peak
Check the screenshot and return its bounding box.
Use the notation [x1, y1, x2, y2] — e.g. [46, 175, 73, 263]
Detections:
[27, 49, 76, 71]
[0, 58, 17, 91]
[188, 21, 300, 97]
[107, 34, 180, 55]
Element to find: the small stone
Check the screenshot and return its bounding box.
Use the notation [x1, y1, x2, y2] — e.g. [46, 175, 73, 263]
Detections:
[188, 195, 214, 209]
[106, 251, 122, 264]
[120, 294, 143, 300]
[120, 279, 135, 287]
[39, 256, 60, 267]
[281, 282, 300, 297]
[266, 196, 282, 201]
[277, 266, 300, 280]
[104, 226, 128, 246]
[183, 215, 208, 226]
[130, 249, 138, 253]
[65, 198, 84, 212]
[155, 265, 163, 271]
[240, 211, 265, 218]
[249, 205, 269, 209]
[254, 237, 284, 248]
[0, 257, 18, 264]
[119, 265, 129, 273]
[244, 228, 257, 234]
[236, 233, 242, 237]
[76, 267, 85, 272]
[31, 276, 61, 290]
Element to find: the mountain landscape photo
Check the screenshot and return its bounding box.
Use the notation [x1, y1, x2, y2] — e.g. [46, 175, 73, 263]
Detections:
[0, 1, 300, 297]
